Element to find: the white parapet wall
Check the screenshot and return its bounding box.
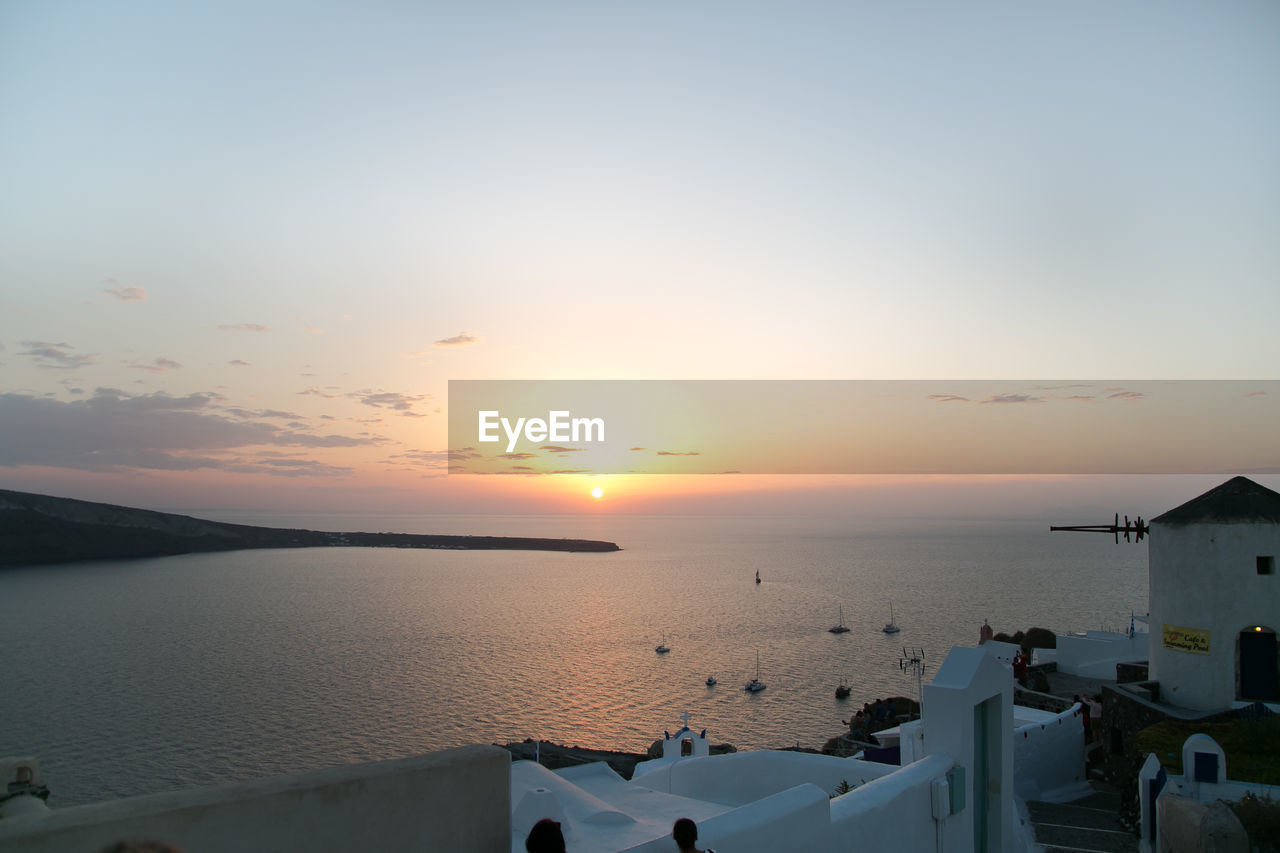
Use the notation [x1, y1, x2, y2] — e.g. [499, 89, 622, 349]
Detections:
[619, 753, 956, 853]
[1011, 704, 1089, 803]
[619, 783, 834, 853]
[1055, 631, 1147, 680]
[829, 752, 954, 853]
[0, 745, 511, 853]
[633, 749, 897, 805]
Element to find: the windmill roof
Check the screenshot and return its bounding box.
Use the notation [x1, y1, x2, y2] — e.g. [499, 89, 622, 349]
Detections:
[1151, 476, 1280, 526]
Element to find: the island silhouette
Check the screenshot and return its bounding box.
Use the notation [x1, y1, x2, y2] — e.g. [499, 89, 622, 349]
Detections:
[0, 489, 620, 567]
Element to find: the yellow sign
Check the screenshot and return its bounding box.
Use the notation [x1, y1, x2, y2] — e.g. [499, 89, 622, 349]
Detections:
[1163, 624, 1210, 655]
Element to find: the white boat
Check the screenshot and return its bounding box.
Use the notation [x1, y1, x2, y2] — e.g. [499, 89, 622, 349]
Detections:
[828, 605, 850, 634]
[882, 602, 900, 634]
[655, 634, 670, 654]
[744, 651, 766, 692]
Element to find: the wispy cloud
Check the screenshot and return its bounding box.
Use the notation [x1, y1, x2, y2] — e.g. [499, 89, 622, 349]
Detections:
[978, 393, 1046, 404]
[349, 390, 430, 414]
[222, 456, 353, 477]
[127, 357, 182, 373]
[104, 281, 147, 301]
[434, 332, 477, 347]
[224, 407, 301, 420]
[499, 452, 537, 460]
[1244, 390, 1267, 398]
[1107, 390, 1146, 401]
[229, 359, 251, 366]
[927, 394, 969, 403]
[298, 386, 339, 398]
[87, 387, 222, 411]
[0, 390, 375, 475]
[217, 323, 270, 332]
[385, 449, 449, 464]
[540, 445, 584, 453]
[657, 450, 700, 456]
[305, 325, 324, 335]
[19, 340, 97, 370]
[1031, 383, 1095, 391]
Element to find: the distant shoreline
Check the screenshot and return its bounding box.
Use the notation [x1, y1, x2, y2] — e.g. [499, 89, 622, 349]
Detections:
[0, 488, 621, 567]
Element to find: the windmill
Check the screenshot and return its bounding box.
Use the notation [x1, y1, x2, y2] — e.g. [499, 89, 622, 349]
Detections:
[1050, 513, 1149, 544]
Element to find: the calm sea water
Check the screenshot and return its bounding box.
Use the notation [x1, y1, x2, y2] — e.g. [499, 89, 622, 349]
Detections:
[0, 513, 1147, 808]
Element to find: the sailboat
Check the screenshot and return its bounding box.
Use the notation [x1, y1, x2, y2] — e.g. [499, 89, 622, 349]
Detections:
[655, 634, 670, 653]
[755, 569, 761, 584]
[882, 602, 901, 634]
[835, 680, 851, 699]
[744, 651, 766, 692]
[828, 605, 851, 634]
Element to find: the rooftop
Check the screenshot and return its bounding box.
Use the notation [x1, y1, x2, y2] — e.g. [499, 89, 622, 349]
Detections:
[1151, 476, 1280, 526]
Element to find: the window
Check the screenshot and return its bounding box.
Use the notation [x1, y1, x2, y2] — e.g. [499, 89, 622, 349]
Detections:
[1259, 556, 1275, 576]
[1193, 751, 1219, 784]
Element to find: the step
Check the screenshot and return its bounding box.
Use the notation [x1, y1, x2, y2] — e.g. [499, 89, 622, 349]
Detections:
[1027, 801, 1127, 833]
[1032, 822, 1139, 853]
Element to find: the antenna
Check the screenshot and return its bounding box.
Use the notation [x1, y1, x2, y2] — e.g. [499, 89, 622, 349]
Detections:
[1049, 513, 1148, 544]
[899, 647, 927, 718]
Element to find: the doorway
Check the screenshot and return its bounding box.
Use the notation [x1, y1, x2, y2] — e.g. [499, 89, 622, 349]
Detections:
[1239, 628, 1278, 701]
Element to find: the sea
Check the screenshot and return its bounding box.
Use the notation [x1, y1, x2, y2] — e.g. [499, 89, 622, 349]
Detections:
[0, 512, 1148, 808]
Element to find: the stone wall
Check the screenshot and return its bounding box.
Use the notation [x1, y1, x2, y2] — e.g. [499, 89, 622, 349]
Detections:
[1116, 661, 1148, 684]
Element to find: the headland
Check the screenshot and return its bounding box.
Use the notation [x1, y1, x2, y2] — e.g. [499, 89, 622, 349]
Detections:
[0, 489, 621, 567]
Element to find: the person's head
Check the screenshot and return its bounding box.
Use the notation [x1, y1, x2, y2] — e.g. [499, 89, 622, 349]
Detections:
[673, 817, 698, 850]
[525, 818, 565, 853]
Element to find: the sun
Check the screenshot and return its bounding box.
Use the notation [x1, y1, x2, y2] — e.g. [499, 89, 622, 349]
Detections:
[591, 487, 604, 499]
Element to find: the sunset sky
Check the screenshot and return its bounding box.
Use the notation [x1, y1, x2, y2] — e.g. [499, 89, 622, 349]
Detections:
[1, 2, 1277, 518]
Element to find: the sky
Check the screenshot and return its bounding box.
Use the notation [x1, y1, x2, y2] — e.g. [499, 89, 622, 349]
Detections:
[1, 2, 1277, 518]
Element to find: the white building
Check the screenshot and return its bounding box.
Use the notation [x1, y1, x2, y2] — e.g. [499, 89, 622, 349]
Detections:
[1147, 476, 1280, 712]
[2, 645, 1090, 853]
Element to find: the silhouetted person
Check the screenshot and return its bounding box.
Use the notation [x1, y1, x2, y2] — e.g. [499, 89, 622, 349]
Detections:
[525, 818, 566, 853]
[673, 817, 713, 853]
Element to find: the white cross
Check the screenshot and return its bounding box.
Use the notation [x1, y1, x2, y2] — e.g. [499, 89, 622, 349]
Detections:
[679, 710, 692, 729]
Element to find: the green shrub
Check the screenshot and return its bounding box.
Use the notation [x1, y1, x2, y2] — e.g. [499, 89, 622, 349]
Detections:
[1227, 793, 1280, 853]
[1025, 627, 1057, 649]
[1132, 716, 1280, 785]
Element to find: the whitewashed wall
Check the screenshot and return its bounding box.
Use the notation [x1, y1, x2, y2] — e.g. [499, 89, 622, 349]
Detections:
[1012, 704, 1088, 802]
[1056, 631, 1148, 679]
[634, 750, 896, 806]
[830, 753, 953, 853]
[619, 784, 833, 853]
[1149, 520, 1280, 710]
[1138, 735, 1280, 853]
